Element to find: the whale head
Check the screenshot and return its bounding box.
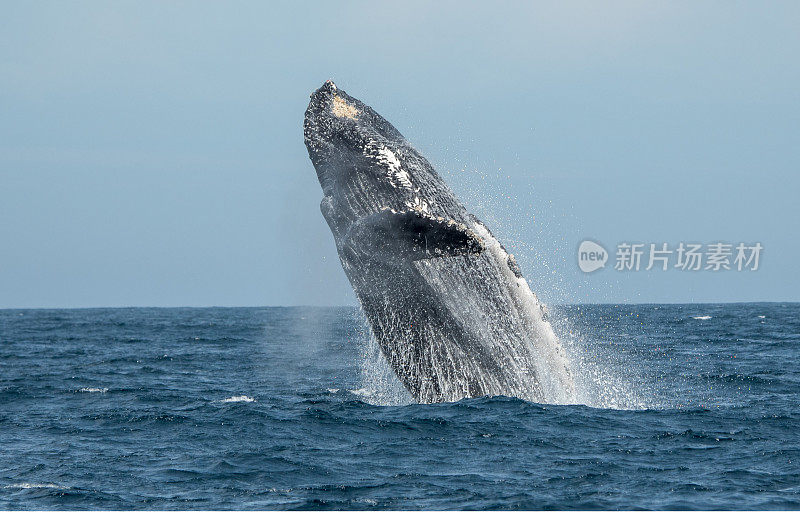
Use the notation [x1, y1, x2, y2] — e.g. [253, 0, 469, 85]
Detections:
[303, 81, 455, 228]
[304, 81, 399, 193]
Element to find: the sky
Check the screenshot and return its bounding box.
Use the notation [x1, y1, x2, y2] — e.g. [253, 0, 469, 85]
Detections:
[1, 1, 798, 308]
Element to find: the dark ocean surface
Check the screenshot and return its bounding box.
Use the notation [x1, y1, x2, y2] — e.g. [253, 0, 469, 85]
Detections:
[1, 303, 798, 510]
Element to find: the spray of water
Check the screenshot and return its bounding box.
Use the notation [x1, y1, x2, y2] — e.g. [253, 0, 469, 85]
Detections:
[351, 312, 413, 406]
[350, 161, 654, 410]
[548, 310, 653, 410]
[450, 164, 654, 409]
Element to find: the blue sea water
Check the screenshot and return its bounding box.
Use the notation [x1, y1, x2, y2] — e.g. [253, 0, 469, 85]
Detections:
[1, 303, 798, 510]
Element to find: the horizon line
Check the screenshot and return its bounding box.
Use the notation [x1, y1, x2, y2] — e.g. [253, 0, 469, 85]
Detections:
[1, 300, 797, 311]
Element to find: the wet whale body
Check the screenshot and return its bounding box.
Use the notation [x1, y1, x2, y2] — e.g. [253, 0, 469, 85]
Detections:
[304, 81, 575, 404]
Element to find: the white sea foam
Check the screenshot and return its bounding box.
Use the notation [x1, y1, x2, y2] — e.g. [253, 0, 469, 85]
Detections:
[693, 316, 712, 320]
[221, 395, 255, 403]
[5, 483, 66, 489]
[80, 387, 108, 393]
[326, 388, 340, 393]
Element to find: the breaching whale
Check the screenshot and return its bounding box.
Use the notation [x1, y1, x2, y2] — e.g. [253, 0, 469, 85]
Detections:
[304, 80, 575, 404]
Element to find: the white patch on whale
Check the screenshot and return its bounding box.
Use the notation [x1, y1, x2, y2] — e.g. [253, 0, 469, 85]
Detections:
[406, 196, 429, 213]
[363, 140, 414, 190]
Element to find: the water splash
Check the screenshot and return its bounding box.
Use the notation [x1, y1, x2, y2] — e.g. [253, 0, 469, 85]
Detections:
[348, 163, 651, 410]
[549, 309, 653, 410]
[353, 312, 413, 406]
[353, 300, 652, 409]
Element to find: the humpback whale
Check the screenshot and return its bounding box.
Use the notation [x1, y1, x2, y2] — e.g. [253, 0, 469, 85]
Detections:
[304, 80, 575, 404]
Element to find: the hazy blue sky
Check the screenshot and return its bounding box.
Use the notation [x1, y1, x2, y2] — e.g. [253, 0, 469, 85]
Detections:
[1, 1, 798, 307]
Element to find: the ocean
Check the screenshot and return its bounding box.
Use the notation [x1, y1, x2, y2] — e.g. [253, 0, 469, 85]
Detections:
[1, 303, 798, 510]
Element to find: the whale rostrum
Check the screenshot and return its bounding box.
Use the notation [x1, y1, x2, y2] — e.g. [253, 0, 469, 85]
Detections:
[304, 80, 575, 404]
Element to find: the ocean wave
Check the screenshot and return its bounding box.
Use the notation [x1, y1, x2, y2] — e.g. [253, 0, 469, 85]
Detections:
[2, 304, 799, 510]
[79, 387, 108, 393]
[221, 395, 255, 403]
[5, 482, 67, 490]
[348, 387, 372, 397]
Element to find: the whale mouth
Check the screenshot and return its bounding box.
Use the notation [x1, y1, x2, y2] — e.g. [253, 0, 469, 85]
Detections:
[307, 80, 338, 110]
[311, 79, 337, 96]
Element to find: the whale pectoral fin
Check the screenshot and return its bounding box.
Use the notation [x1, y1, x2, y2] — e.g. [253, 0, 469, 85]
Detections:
[346, 209, 484, 260]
